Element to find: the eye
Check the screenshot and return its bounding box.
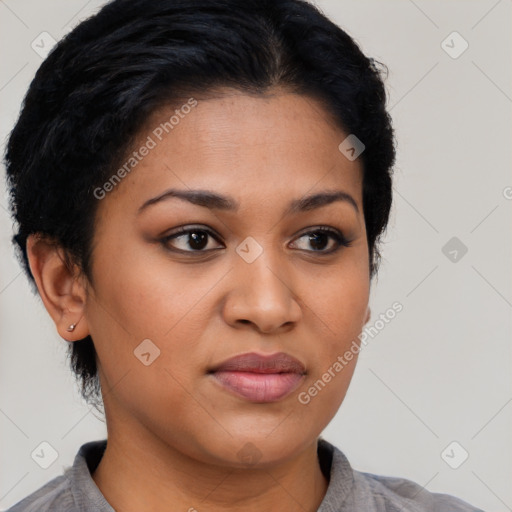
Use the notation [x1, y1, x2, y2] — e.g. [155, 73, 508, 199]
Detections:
[160, 225, 352, 256]
[290, 227, 352, 254]
[160, 225, 223, 253]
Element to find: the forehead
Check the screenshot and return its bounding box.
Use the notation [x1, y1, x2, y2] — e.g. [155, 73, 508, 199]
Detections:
[96, 90, 364, 218]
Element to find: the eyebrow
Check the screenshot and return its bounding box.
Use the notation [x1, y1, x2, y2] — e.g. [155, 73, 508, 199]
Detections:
[137, 188, 359, 216]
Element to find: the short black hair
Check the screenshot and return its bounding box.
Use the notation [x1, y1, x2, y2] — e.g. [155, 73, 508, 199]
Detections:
[4, 0, 396, 409]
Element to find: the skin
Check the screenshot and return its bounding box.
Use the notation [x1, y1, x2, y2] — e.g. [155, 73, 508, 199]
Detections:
[27, 88, 372, 512]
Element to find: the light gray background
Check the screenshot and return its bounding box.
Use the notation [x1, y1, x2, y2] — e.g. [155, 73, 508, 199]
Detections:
[1, 1, 510, 510]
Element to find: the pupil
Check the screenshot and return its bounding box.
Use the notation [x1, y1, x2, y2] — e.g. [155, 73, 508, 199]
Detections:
[310, 232, 328, 250]
[189, 231, 208, 250]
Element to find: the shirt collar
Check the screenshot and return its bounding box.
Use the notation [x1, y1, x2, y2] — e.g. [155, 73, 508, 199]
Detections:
[69, 437, 354, 511]
[317, 437, 355, 511]
[69, 439, 113, 512]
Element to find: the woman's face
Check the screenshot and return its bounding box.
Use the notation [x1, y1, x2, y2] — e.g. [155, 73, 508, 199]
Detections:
[85, 89, 370, 466]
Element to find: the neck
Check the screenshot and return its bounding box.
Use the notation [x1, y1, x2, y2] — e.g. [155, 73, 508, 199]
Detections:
[92, 429, 329, 512]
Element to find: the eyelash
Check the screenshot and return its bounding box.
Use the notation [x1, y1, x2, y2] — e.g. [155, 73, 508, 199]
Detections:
[159, 225, 353, 256]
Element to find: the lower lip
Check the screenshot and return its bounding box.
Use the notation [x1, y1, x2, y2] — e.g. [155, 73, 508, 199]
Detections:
[210, 371, 305, 403]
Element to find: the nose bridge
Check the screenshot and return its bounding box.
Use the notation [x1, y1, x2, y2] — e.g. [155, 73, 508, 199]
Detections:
[226, 234, 301, 331]
[235, 234, 289, 298]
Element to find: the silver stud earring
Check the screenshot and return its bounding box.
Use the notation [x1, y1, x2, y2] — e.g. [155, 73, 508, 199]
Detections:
[67, 323, 77, 332]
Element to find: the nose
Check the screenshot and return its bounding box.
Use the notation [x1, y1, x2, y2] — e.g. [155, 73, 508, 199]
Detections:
[222, 246, 302, 334]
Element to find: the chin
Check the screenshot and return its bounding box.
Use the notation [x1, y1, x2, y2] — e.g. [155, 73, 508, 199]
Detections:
[199, 428, 317, 469]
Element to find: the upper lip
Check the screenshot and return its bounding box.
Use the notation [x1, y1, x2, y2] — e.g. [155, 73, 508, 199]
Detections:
[209, 352, 306, 374]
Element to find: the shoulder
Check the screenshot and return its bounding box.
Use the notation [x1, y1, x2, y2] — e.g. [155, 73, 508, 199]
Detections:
[5, 439, 109, 512]
[353, 469, 485, 511]
[4, 472, 76, 512]
[320, 438, 485, 511]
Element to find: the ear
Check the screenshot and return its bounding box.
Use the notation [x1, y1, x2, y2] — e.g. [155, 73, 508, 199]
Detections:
[364, 306, 371, 325]
[26, 234, 90, 342]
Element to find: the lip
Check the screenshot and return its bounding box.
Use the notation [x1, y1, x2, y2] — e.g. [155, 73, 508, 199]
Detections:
[208, 352, 306, 403]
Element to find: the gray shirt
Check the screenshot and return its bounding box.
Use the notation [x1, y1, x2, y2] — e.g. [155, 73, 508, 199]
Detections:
[6, 438, 484, 511]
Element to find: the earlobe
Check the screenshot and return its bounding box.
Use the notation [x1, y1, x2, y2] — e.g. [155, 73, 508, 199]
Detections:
[364, 306, 371, 324]
[26, 234, 89, 342]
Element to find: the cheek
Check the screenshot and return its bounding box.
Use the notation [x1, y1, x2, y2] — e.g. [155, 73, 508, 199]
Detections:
[87, 245, 222, 394]
[89, 240, 219, 338]
[88, 261, 215, 442]
[294, 285, 367, 427]
[303, 260, 369, 341]
[296, 263, 369, 406]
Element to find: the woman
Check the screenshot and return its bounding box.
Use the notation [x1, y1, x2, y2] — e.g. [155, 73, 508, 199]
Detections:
[4, 0, 483, 510]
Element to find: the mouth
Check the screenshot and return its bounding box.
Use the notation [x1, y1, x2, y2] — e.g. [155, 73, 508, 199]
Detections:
[208, 352, 306, 403]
